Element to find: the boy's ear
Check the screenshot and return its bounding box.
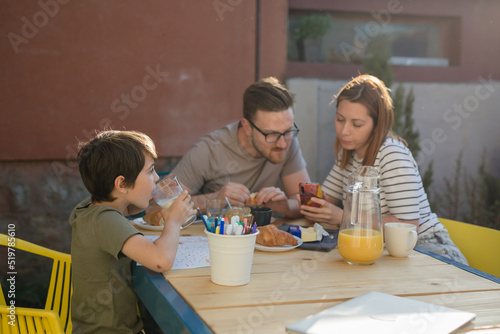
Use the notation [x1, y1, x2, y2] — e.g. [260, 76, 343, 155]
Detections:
[114, 176, 128, 194]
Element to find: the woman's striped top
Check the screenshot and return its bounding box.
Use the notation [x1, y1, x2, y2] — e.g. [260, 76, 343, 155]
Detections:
[322, 137, 444, 236]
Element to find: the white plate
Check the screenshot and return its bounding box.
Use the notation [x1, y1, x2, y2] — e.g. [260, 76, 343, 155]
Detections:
[131, 217, 203, 231]
[255, 236, 303, 252]
[131, 218, 164, 231]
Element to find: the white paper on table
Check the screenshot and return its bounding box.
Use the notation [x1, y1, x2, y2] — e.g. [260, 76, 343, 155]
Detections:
[144, 235, 211, 270]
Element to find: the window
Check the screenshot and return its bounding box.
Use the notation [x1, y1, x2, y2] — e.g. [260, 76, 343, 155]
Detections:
[288, 10, 460, 67]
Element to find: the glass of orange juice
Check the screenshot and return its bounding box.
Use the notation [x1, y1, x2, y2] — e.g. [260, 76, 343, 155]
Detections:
[338, 166, 383, 265]
[338, 228, 383, 265]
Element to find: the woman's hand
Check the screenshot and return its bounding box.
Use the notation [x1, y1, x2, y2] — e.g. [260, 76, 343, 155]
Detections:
[299, 195, 343, 228]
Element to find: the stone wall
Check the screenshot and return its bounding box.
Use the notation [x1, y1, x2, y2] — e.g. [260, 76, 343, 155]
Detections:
[0, 158, 180, 252]
[1, 161, 82, 253]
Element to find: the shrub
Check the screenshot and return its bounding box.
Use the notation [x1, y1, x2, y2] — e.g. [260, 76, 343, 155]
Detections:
[294, 14, 332, 40]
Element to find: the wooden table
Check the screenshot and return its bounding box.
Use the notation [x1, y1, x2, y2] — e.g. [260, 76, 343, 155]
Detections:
[133, 219, 500, 333]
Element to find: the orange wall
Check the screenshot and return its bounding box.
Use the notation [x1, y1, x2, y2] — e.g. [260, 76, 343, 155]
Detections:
[0, 0, 288, 161]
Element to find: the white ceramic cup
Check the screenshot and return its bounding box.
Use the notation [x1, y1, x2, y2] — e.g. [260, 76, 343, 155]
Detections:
[385, 223, 418, 258]
[205, 229, 259, 286]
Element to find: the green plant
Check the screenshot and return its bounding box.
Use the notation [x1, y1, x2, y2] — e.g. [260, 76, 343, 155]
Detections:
[392, 85, 421, 158]
[363, 39, 431, 191]
[434, 149, 500, 230]
[364, 39, 420, 158]
[421, 160, 435, 204]
[463, 150, 500, 229]
[435, 150, 463, 220]
[363, 38, 393, 87]
[294, 14, 332, 40]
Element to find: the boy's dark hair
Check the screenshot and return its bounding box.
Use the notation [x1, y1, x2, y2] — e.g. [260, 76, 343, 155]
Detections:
[243, 77, 294, 121]
[77, 130, 157, 203]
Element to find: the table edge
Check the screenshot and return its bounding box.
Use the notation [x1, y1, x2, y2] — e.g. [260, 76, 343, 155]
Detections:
[414, 246, 500, 284]
[132, 263, 214, 334]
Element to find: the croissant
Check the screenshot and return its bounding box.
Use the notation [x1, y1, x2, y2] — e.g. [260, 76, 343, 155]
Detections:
[256, 225, 298, 246]
[142, 210, 164, 226]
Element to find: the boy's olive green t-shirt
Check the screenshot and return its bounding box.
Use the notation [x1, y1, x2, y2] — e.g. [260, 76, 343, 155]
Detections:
[70, 198, 143, 334]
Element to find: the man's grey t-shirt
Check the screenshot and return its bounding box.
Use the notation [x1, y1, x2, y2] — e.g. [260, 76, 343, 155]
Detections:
[171, 121, 306, 194]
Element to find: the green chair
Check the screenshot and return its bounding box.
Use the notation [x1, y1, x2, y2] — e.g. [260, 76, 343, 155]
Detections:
[440, 218, 500, 277]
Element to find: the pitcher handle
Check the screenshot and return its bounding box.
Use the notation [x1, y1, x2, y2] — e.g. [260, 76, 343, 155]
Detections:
[351, 181, 363, 225]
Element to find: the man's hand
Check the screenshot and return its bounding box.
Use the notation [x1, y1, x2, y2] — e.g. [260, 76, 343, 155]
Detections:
[215, 182, 251, 207]
[251, 187, 286, 205]
[251, 187, 301, 218]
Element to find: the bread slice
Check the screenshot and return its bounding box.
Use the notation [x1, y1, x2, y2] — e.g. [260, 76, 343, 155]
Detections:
[247, 192, 259, 206]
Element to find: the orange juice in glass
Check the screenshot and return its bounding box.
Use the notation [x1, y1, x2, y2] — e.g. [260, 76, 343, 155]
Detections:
[338, 228, 383, 265]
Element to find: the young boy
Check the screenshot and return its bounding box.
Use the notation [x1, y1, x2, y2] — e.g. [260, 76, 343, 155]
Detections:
[70, 130, 195, 334]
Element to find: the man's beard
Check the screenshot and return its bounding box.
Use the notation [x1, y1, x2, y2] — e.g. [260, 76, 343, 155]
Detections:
[250, 136, 286, 165]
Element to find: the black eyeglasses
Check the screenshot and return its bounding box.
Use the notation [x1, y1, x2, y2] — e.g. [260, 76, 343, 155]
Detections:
[246, 118, 300, 143]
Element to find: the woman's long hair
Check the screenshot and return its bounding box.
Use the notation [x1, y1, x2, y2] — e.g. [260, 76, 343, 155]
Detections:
[333, 74, 405, 169]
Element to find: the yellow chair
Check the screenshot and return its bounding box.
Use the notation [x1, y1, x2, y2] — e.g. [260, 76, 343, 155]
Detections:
[0, 234, 72, 334]
[440, 218, 500, 277]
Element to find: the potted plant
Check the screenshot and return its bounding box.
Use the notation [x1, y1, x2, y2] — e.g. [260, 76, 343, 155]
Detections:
[294, 14, 332, 62]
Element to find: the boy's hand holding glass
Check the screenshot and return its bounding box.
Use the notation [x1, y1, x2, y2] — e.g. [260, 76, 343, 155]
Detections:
[160, 190, 195, 229]
[152, 176, 197, 229]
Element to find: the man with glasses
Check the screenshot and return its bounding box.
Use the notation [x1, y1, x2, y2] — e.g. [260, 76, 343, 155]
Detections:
[171, 77, 310, 217]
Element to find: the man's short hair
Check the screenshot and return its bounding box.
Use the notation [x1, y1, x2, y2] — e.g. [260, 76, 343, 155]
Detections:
[243, 77, 294, 121]
[77, 130, 157, 203]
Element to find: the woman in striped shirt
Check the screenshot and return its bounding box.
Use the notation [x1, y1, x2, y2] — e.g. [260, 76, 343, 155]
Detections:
[300, 74, 468, 265]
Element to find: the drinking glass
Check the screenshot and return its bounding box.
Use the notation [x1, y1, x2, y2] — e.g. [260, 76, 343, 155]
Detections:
[152, 176, 196, 229]
[206, 199, 226, 218]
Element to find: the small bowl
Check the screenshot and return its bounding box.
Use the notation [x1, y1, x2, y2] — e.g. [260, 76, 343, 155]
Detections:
[249, 206, 272, 226]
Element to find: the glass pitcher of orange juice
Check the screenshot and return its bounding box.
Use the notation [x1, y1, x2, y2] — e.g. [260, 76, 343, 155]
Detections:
[338, 166, 383, 265]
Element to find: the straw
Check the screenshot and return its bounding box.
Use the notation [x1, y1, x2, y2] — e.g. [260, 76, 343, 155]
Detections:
[225, 197, 233, 210]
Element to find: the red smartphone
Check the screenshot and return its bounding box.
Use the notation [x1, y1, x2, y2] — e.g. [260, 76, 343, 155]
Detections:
[299, 183, 323, 207]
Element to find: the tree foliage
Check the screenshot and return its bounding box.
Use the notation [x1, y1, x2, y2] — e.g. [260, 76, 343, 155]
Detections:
[363, 38, 393, 88]
[435, 150, 500, 229]
[363, 39, 430, 191]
